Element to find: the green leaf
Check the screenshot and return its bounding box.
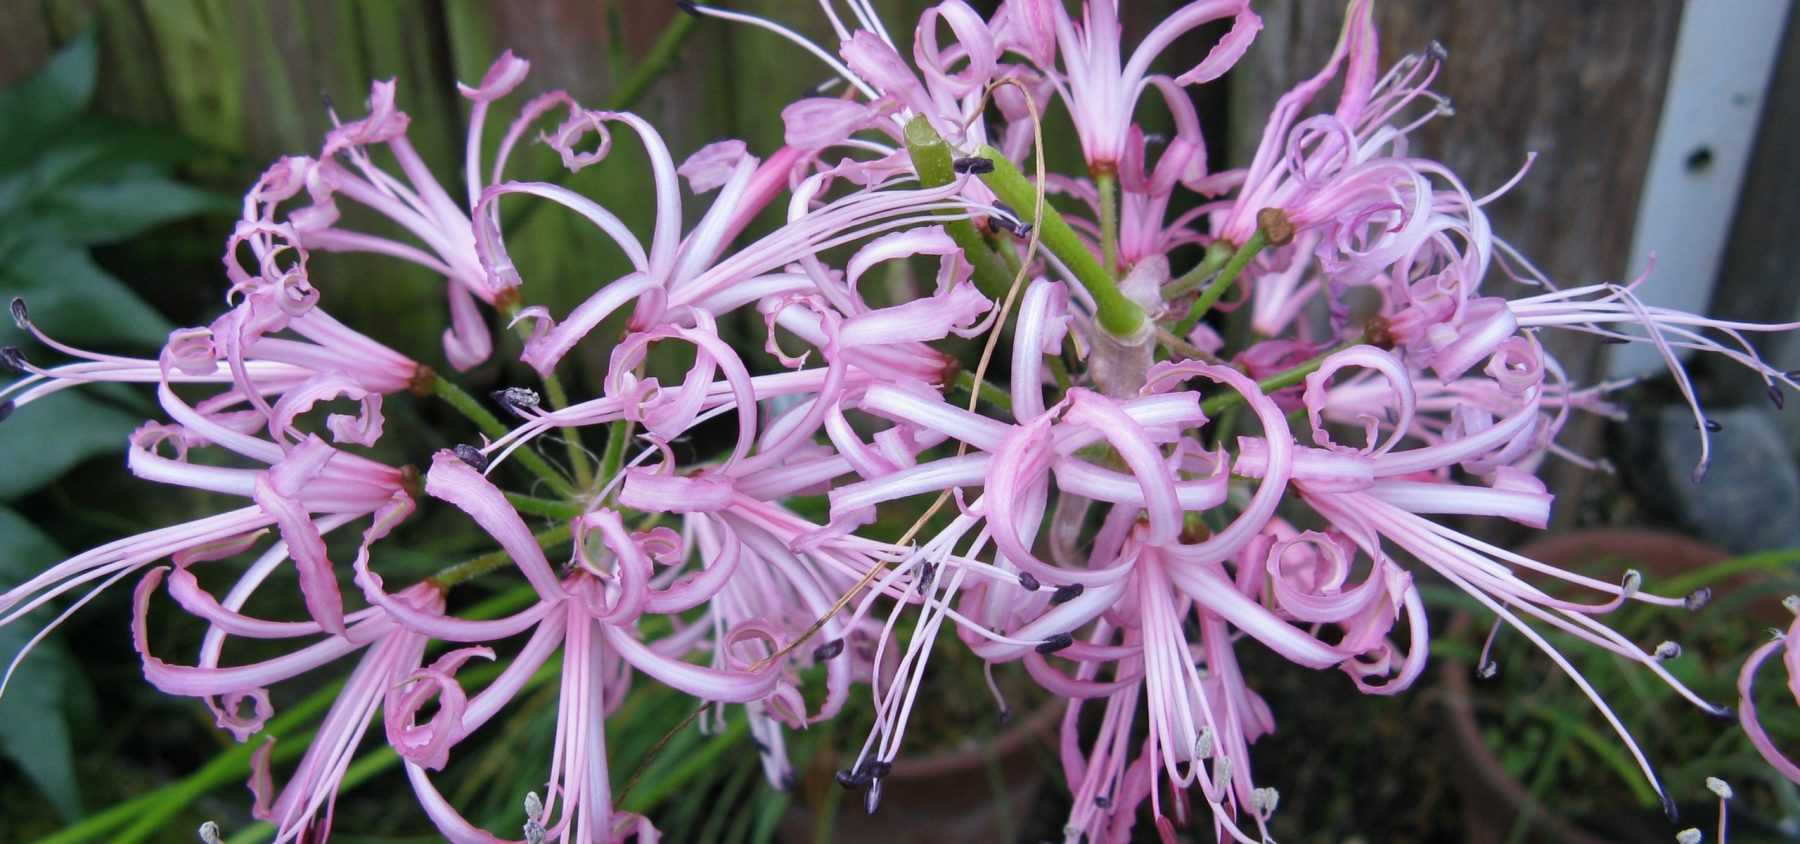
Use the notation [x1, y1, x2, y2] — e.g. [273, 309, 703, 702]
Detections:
[0, 237, 174, 350]
[33, 170, 234, 246]
[0, 389, 139, 501]
[0, 29, 99, 169]
[0, 506, 87, 821]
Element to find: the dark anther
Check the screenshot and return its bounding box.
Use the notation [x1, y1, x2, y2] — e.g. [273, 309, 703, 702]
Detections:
[0, 347, 26, 373]
[1684, 587, 1712, 611]
[749, 736, 770, 754]
[492, 387, 542, 417]
[1662, 793, 1679, 822]
[1050, 583, 1084, 604]
[812, 638, 845, 661]
[1017, 571, 1041, 592]
[453, 443, 490, 472]
[9, 297, 28, 329]
[996, 707, 1012, 726]
[1695, 419, 1724, 433]
[675, 0, 702, 15]
[1036, 632, 1074, 654]
[779, 773, 798, 792]
[1786, 369, 1800, 382]
[0, 399, 13, 424]
[952, 156, 995, 175]
[861, 760, 892, 780]
[916, 562, 938, 593]
[1428, 40, 1448, 60]
[834, 768, 872, 790]
[1094, 794, 1112, 809]
[1476, 660, 1498, 680]
[1770, 385, 1786, 411]
[1600, 335, 1632, 345]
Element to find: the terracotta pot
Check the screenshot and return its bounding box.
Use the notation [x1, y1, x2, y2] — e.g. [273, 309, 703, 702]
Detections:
[780, 701, 1062, 844]
[1439, 529, 1730, 844]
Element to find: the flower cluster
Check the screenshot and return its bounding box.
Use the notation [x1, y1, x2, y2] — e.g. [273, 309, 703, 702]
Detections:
[5, 1, 1799, 842]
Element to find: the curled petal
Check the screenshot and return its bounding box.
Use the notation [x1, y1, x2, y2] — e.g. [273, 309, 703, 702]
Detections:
[457, 50, 530, 103]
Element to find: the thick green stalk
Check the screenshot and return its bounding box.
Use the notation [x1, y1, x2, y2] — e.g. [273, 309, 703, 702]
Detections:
[1175, 230, 1266, 337]
[974, 145, 1144, 339]
[426, 372, 575, 497]
[901, 117, 1016, 299]
[1095, 169, 1119, 276]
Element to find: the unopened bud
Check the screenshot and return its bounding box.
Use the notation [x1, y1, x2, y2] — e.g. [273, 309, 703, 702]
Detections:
[1705, 776, 1732, 800]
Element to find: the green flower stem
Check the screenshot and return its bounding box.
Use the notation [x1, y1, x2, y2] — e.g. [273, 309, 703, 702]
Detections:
[974, 145, 1145, 339]
[537, 369, 595, 491]
[952, 369, 1013, 416]
[506, 491, 588, 520]
[600, 417, 635, 498]
[425, 372, 575, 498]
[1175, 230, 1266, 337]
[502, 13, 699, 232]
[1095, 169, 1119, 276]
[1198, 334, 1367, 418]
[901, 116, 1016, 300]
[1164, 239, 1235, 300]
[431, 523, 573, 588]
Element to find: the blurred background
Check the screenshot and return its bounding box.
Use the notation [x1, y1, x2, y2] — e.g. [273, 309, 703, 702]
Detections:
[2, 1, 1798, 841]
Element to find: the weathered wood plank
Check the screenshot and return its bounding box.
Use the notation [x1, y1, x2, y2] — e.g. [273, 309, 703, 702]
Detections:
[1233, 2, 1682, 527]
